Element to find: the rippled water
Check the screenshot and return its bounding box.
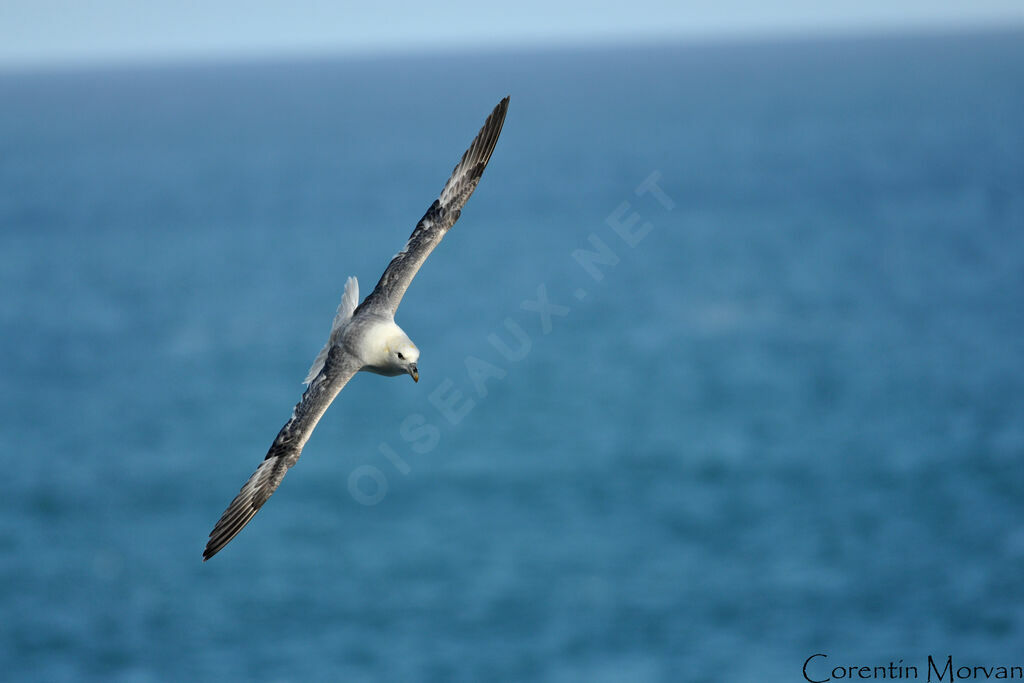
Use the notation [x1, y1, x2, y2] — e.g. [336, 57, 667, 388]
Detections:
[1, 30, 1023, 681]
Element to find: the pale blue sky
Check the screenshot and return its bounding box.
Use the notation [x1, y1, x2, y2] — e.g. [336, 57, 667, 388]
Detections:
[1, 0, 1022, 67]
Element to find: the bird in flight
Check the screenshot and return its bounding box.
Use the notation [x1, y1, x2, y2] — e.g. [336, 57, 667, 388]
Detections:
[203, 97, 510, 561]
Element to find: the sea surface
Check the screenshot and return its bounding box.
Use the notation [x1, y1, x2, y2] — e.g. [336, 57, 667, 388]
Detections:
[1, 30, 1023, 681]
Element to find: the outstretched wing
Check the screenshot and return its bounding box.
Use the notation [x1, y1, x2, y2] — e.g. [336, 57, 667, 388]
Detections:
[356, 96, 509, 316]
[203, 346, 363, 560]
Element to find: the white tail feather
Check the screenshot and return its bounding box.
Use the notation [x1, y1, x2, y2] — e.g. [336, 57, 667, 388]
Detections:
[303, 276, 359, 384]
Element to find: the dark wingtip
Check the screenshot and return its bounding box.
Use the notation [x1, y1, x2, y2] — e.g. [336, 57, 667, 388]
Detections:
[492, 96, 510, 134]
[202, 535, 231, 562]
[436, 95, 511, 208]
[478, 97, 509, 165]
[473, 96, 510, 171]
[202, 541, 218, 562]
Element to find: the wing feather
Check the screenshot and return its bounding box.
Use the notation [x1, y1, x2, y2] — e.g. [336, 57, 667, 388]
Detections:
[356, 96, 509, 316]
[203, 346, 362, 560]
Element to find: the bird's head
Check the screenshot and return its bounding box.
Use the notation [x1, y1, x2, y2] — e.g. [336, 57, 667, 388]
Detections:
[388, 333, 420, 382]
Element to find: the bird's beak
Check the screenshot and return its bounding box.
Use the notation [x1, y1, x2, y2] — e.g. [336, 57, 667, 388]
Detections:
[409, 363, 418, 383]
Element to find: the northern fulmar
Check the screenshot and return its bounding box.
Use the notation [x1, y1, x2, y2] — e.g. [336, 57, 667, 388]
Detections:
[203, 97, 510, 561]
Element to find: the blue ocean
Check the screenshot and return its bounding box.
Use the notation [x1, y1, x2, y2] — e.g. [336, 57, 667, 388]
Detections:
[2, 30, 1023, 681]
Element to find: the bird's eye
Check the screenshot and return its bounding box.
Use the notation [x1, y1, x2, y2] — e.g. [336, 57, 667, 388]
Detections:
[397, 352, 404, 360]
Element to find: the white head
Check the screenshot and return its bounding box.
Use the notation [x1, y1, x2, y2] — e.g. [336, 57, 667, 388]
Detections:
[363, 321, 419, 381]
[387, 329, 420, 382]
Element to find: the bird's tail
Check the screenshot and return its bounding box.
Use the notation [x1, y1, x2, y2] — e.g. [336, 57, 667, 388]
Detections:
[304, 276, 359, 384]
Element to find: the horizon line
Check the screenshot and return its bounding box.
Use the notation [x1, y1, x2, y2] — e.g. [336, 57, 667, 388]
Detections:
[1, 20, 1022, 76]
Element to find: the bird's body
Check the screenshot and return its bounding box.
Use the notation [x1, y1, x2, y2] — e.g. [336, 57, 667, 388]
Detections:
[203, 96, 510, 561]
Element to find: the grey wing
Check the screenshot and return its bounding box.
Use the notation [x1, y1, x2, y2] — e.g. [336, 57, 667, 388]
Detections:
[356, 96, 509, 316]
[203, 346, 363, 561]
